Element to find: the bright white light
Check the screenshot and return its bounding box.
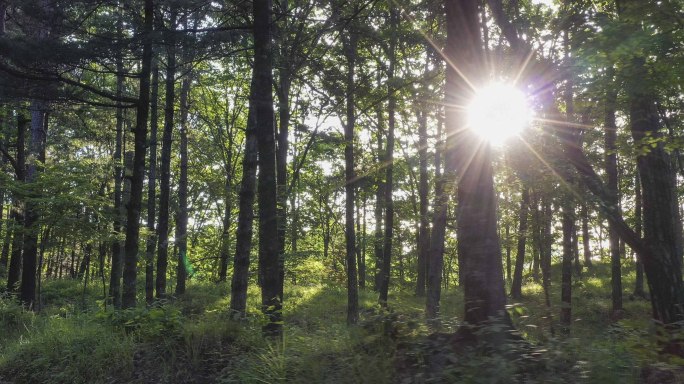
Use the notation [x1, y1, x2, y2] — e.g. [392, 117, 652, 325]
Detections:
[467, 83, 531, 145]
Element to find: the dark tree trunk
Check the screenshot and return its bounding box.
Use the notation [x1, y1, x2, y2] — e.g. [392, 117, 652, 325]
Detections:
[145, 58, 159, 306]
[510, 186, 529, 299]
[342, 19, 358, 324]
[218, 175, 232, 282]
[175, 71, 191, 296]
[6, 112, 27, 292]
[109, 10, 125, 309]
[505, 224, 511, 282]
[628, 57, 683, 324]
[633, 172, 646, 298]
[122, 0, 153, 309]
[253, 0, 281, 337]
[560, 203, 573, 334]
[155, 11, 177, 299]
[447, 0, 508, 327]
[229, 80, 258, 318]
[416, 103, 430, 297]
[581, 204, 592, 270]
[604, 67, 622, 314]
[21, 100, 48, 308]
[426, 114, 446, 322]
[541, 198, 555, 336]
[359, 198, 366, 288]
[373, 103, 384, 292]
[379, 8, 398, 307]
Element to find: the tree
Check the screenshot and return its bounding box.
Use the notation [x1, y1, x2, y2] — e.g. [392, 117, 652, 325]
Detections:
[122, 0, 153, 309]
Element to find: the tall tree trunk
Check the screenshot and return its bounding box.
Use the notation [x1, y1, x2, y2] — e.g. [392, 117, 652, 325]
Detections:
[342, 20, 358, 324]
[229, 78, 258, 318]
[275, 0, 290, 303]
[604, 67, 622, 314]
[416, 102, 429, 297]
[6, 112, 27, 292]
[426, 113, 446, 322]
[510, 186, 529, 299]
[20, 100, 48, 308]
[541, 198, 555, 336]
[145, 58, 159, 305]
[633, 172, 646, 297]
[155, 10, 177, 299]
[109, 10, 125, 308]
[447, 0, 508, 327]
[253, 0, 281, 337]
[122, 0, 153, 309]
[379, 8, 398, 307]
[373, 102, 384, 292]
[175, 70, 191, 296]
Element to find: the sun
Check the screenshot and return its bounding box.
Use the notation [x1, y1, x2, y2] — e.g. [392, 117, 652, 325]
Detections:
[467, 83, 531, 145]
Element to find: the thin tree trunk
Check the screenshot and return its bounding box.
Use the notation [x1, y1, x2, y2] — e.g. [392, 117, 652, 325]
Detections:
[426, 113, 446, 322]
[510, 186, 529, 299]
[582, 204, 592, 270]
[122, 0, 153, 309]
[175, 65, 191, 296]
[379, 8, 398, 307]
[416, 101, 429, 297]
[342, 19, 358, 324]
[145, 58, 159, 305]
[218, 175, 232, 282]
[560, 202, 573, 335]
[633, 172, 645, 297]
[6, 111, 27, 292]
[373, 101, 384, 292]
[604, 67, 622, 314]
[155, 10, 177, 299]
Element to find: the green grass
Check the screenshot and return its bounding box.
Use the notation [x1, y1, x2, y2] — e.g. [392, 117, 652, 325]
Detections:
[0, 263, 680, 383]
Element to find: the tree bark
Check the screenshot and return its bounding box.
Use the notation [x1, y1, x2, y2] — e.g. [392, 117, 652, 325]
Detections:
[560, 202, 573, 335]
[253, 0, 281, 337]
[604, 67, 622, 314]
[6, 112, 27, 292]
[122, 0, 153, 309]
[155, 10, 177, 299]
[229, 79, 257, 318]
[416, 103, 430, 297]
[447, 0, 508, 327]
[175, 69, 191, 296]
[510, 186, 529, 299]
[342, 18, 358, 324]
[373, 102, 384, 292]
[581, 204, 592, 270]
[426, 114, 447, 322]
[20, 100, 48, 308]
[145, 58, 159, 306]
[109, 9, 125, 309]
[379, 8, 398, 307]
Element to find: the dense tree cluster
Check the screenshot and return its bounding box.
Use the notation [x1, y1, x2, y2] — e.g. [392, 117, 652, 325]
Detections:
[0, 0, 682, 351]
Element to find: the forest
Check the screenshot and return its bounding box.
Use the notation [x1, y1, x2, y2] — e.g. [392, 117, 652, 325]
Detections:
[0, 0, 683, 382]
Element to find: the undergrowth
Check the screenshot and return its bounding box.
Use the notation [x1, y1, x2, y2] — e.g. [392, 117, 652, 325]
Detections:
[0, 263, 680, 383]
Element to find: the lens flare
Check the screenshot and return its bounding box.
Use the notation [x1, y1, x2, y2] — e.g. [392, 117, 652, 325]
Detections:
[467, 83, 531, 145]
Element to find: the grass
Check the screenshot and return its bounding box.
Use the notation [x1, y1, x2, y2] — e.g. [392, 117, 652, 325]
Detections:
[0, 262, 680, 383]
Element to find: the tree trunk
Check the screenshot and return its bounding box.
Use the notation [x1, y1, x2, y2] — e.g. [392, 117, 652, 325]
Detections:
[510, 186, 529, 299]
[426, 113, 446, 322]
[20, 100, 48, 308]
[373, 102, 384, 292]
[145, 57, 159, 305]
[6, 112, 27, 292]
[175, 69, 191, 296]
[122, 0, 153, 309]
[560, 202, 573, 334]
[379, 8, 398, 307]
[342, 19, 358, 324]
[155, 10, 177, 299]
[604, 67, 622, 314]
[447, 0, 508, 328]
[633, 172, 646, 298]
[253, 0, 281, 337]
[416, 102, 430, 297]
[581, 204, 592, 270]
[218, 175, 232, 282]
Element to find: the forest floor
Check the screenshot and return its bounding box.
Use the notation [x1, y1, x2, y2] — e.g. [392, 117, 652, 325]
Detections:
[0, 263, 682, 383]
